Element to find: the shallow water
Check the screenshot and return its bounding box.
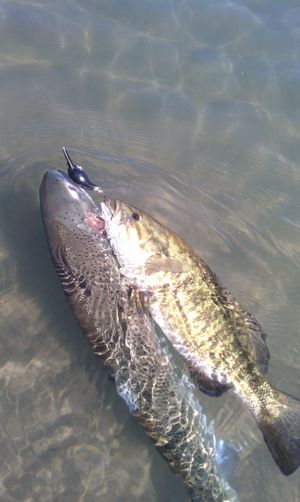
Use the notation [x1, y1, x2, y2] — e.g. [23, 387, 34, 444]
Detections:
[1, 0, 300, 500]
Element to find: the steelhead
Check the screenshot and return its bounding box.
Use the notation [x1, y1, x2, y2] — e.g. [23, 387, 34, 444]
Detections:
[39, 169, 238, 502]
[100, 193, 300, 476]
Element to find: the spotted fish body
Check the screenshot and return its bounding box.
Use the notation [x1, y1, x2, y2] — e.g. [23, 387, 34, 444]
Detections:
[39, 170, 238, 502]
[100, 198, 300, 476]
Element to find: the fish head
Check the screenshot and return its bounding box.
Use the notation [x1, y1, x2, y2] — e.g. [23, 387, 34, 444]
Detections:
[40, 169, 110, 295]
[40, 169, 106, 240]
[101, 198, 160, 262]
[101, 198, 182, 286]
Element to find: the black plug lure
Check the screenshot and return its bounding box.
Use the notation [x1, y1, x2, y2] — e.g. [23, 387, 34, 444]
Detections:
[62, 147, 103, 193]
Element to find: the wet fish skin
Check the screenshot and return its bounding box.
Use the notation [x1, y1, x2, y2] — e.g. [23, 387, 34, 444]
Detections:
[101, 198, 300, 476]
[39, 170, 238, 502]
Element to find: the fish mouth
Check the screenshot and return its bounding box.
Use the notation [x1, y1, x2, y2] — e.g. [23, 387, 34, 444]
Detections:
[100, 196, 118, 221]
[40, 169, 106, 236]
[40, 170, 97, 220]
[41, 170, 84, 219]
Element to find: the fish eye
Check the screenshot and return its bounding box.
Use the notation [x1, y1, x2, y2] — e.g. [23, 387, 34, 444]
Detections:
[131, 212, 140, 221]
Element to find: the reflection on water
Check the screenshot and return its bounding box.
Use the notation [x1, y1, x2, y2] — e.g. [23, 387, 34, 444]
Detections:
[0, 0, 300, 500]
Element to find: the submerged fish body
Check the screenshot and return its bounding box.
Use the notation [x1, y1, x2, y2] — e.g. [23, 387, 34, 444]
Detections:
[101, 198, 300, 476]
[40, 170, 238, 502]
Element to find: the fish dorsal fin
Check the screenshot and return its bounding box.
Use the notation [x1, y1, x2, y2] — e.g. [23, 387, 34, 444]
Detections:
[223, 291, 270, 373]
[200, 259, 270, 373]
[184, 295, 269, 396]
[239, 319, 270, 373]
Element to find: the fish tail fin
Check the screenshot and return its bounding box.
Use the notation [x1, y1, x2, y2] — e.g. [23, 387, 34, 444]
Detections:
[258, 389, 300, 475]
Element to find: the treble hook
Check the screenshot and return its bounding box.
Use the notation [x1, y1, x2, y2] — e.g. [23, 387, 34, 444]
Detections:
[62, 147, 103, 194]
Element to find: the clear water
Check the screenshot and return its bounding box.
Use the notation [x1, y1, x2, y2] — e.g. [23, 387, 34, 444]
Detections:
[1, 0, 300, 500]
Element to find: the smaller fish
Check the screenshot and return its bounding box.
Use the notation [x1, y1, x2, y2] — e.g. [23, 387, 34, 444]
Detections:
[99, 191, 300, 477]
[40, 166, 238, 502]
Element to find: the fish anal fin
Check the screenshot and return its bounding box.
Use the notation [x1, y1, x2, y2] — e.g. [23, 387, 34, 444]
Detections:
[259, 390, 300, 475]
[188, 366, 232, 397]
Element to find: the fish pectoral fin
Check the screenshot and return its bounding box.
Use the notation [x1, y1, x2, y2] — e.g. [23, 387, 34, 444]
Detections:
[188, 366, 232, 397]
[51, 243, 77, 293]
[50, 233, 93, 300]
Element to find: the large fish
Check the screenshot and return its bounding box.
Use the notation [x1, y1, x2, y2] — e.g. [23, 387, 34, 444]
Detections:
[99, 185, 300, 476]
[39, 168, 238, 502]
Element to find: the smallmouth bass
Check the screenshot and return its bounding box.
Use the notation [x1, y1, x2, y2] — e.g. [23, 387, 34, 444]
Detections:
[100, 195, 300, 476]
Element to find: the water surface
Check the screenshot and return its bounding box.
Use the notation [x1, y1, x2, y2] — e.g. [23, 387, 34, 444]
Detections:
[1, 1, 300, 500]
